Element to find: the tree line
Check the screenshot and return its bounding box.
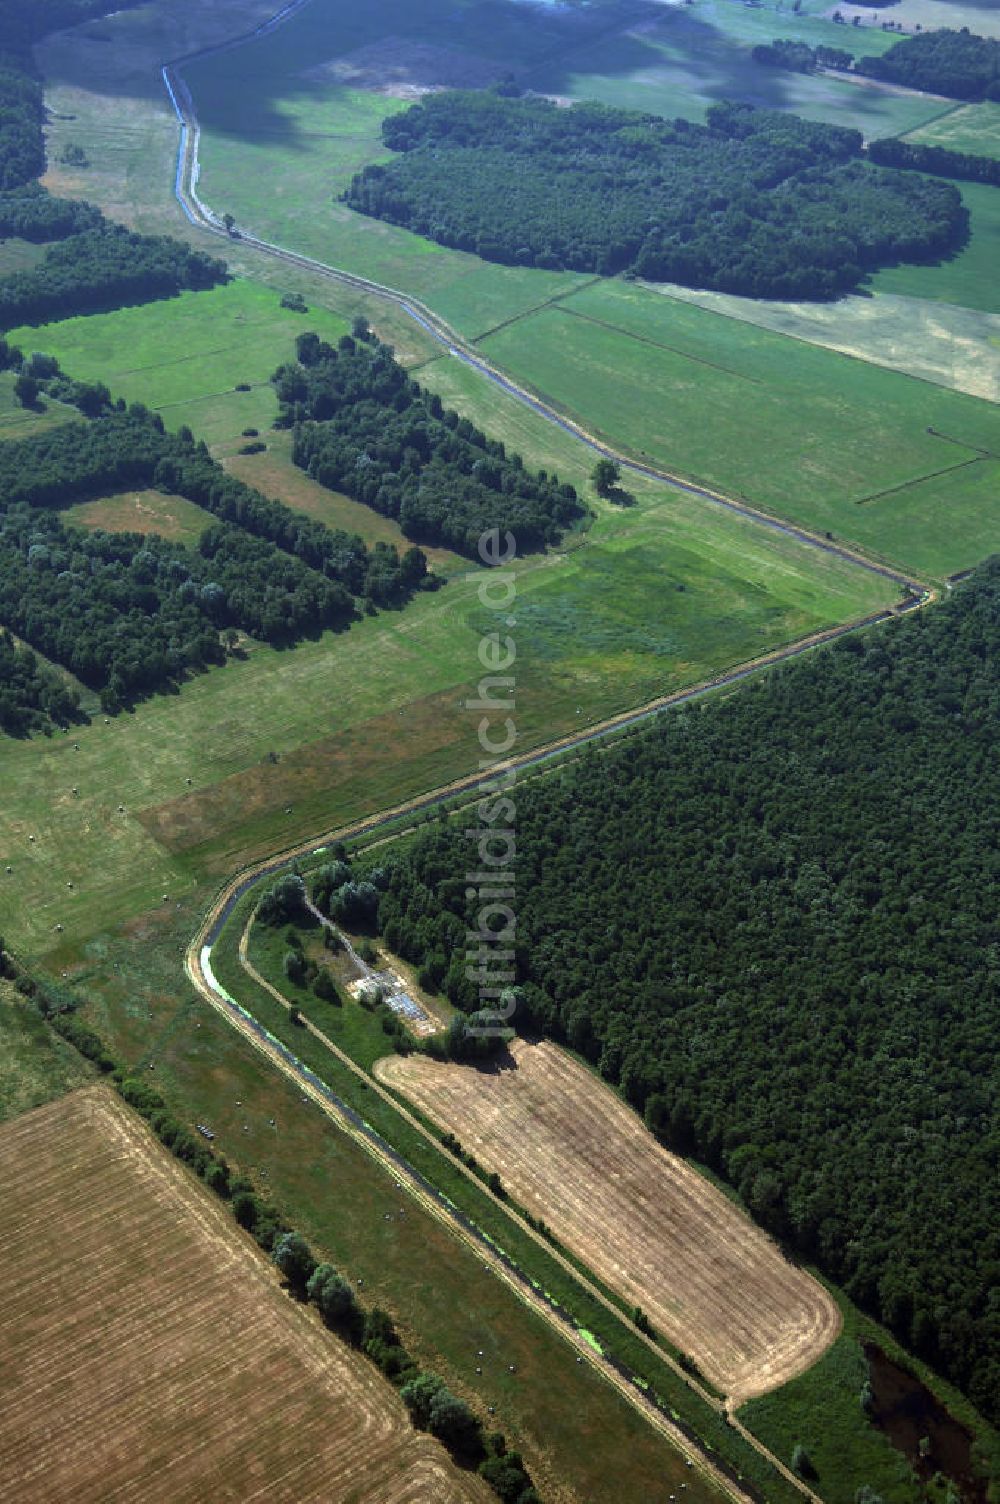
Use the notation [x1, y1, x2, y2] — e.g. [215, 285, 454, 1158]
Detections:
[0, 626, 81, 735]
[342, 91, 964, 300]
[277, 327, 584, 556]
[0, 388, 433, 720]
[0, 183, 103, 241]
[366, 560, 1000, 1424]
[867, 135, 1000, 188]
[13, 959, 541, 1504]
[856, 27, 1000, 100]
[0, 15, 226, 331]
[751, 39, 854, 74]
[0, 224, 227, 329]
[0, 378, 432, 602]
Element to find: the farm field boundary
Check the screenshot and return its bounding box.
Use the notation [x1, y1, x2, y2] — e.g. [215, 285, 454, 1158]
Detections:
[162, 26, 928, 599]
[0, 1084, 487, 1504]
[186, 922, 762, 1504]
[373, 1041, 842, 1406]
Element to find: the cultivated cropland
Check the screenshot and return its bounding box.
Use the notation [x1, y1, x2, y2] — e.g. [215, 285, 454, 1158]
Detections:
[1, 0, 998, 1500]
[0, 1086, 488, 1504]
[375, 1041, 842, 1403]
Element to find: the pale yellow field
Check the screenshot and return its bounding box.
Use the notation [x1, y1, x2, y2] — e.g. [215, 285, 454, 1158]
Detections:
[377, 1041, 841, 1403]
[0, 1087, 488, 1504]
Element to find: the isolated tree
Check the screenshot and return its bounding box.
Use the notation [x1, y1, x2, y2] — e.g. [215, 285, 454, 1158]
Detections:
[271, 1230, 316, 1292]
[591, 457, 620, 495]
[14, 373, 38, 408]
[222, 212, 236, 235]
[307, 1263, 360, 1332]
[313, 968, 339, 1003]
[283, 948, 306, 986]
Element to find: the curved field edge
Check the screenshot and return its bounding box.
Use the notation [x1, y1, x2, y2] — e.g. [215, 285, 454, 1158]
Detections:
[200, 880, 806, 1504]
[207, 862, 999, 1504]
[738, 1287, 1000, 1504]
[373, 1040, 842, 1404]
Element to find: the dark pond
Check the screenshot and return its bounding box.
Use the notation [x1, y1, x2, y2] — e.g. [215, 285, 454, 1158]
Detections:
[864, 1342, 986, 1504]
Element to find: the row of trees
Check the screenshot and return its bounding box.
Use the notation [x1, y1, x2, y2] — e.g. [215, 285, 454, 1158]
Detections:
[867, 135, 1000, 188]
[856, 27, 1000, 100]
[0, 503, 355, 711]
[751, 39, 854, 73]
[277, 330, 583, 556]
[0, 388, 439, 723]
[343, 92, 964, 300]
[0, 224, 227, 329]
[18, 959, 540, 1504]
[0, 382, 431, 603]
[367, 560, 1000, 1423]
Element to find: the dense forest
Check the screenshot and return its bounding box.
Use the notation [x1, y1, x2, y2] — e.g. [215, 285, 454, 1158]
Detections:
[0, 401, 432, 717]
[0, 627, 80, 735]
[369, 562, 1000, 1422]
[277, 329, 583, 555]
[857, 27, 1000, 100]
[0, 184, 102, 240]
[343, 92, 964, 299]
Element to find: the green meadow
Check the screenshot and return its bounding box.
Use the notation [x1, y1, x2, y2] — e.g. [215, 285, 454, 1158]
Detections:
[0, 371, 81, 441]
[740, 1288, 999, 1504]
[0, 452, 893, 954]
[905, 100, 1000, 160]
[0, 283, 895, 952]
[184, 0, 944, 344]
[477, 279, 1000, 577]
[867, 180, 1000, 316]
[0, 986, 93, 1122]
[6, 280, 349, 450]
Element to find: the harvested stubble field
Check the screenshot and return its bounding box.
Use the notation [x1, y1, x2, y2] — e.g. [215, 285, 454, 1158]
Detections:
[376, 1040, 840, 1404]
[0, 1086, 487, 1504]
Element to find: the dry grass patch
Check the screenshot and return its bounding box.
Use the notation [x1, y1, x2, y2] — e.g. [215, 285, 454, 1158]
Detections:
[376, 1040, 841, 1404]
[63, 490, 211, 544]
[224, 440, 464, 571]
[0, 1085, 488, 1504]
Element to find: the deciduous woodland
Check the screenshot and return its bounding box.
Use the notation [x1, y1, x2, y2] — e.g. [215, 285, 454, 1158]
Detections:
[0, 401, 430, 722]
[856, 27, 1000, 101]
[370, 560, 1000, 1423]
[277, 330, 584, 555]
[343, 93, 965, 299]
